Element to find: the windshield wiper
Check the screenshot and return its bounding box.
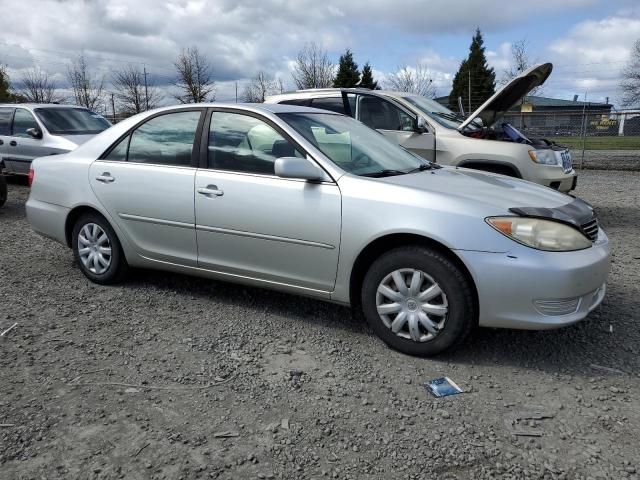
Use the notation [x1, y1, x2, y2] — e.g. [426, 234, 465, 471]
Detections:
[405, 163, 436, 174]
[360, 169, 407, 178]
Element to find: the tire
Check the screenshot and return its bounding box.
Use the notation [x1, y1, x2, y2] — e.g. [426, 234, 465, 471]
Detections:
[0, 176, 7, 208]
[361, 246, 475, 356]
[71, 212, 128, 284]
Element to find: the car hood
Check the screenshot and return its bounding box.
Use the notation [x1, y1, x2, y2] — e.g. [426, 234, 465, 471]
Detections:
[458, 63, 552, 131]
[380, 166, 572, 213]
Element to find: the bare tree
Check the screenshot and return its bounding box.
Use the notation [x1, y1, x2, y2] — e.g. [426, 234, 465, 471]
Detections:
[501, 39, 542, 95]
[67, 54, 105, 110]
[385, 64, 436, 98]
[621, 39, 640, 107]
[174, 46, 215, 103]
[20, 68, 61, 103]
[291, 43, 335, 89]
[243, 72, 283, 102]
[112, 65, 161, 115]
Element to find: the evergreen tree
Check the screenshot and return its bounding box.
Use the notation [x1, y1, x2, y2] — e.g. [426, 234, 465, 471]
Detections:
[359, 62, 379, 89]
[0, 65, 12, 102]
[448, 28, 496, 113]
[333, 49, 360, 88]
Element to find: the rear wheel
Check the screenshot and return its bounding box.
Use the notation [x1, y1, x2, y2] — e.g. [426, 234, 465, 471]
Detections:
[361, 246, 475, 356]
[72, 212, 128, 284]
[0, 175, 7, 207]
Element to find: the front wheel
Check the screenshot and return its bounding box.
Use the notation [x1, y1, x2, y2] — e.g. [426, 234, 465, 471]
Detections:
[72, 212, 128, 284]
[361, 246, 476, 356]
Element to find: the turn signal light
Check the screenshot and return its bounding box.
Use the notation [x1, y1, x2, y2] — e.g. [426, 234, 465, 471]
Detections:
[28, 168, 34, 187]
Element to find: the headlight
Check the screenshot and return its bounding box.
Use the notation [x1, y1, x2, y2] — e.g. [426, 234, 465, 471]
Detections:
[486, 217, 592, 251]
[528, 149, 558, 165]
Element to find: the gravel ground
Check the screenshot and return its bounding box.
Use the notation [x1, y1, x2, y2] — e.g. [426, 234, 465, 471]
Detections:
[581, 150, 640, 171]
[1, 171, 639, 480]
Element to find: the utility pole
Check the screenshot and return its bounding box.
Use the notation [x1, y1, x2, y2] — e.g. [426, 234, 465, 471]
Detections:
[143, 66, 149, 111]
[110, 93, 116, 123]
[235, 82, 238, 103]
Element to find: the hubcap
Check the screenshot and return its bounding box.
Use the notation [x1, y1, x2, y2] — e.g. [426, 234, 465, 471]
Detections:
[77, 223, 112, 275]
[375, 268, 448, 343]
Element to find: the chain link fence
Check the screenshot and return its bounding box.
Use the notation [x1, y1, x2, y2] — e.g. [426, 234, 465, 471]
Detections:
[502, 110, 640, 171]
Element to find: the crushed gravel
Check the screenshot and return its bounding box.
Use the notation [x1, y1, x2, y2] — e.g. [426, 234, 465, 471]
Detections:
[1, 170, 639, 479]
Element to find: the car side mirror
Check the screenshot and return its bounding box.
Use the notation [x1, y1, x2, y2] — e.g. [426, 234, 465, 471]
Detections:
[415, 116, 429, 133]
[473, 117, 484, 127]
[26, 128, 43, 139]
[275, 157, 324, 181]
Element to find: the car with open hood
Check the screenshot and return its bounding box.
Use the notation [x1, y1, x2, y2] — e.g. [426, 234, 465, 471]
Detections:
[0, 104, 111, 176]
[26, 103, 608, 355]
[266, 63, 577, 192]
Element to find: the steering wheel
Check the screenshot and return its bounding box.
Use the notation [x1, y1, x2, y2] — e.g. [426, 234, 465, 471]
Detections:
[352, 152, 372, 169]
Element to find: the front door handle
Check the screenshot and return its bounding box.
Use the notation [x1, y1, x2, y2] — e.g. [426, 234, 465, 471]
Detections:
[9, 140, 17, 147]
[96, 172, 115, 183]
[197, 185, 224, 197]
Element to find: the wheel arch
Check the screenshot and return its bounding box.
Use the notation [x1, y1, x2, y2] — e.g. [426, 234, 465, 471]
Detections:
[64, 205, 110, 247]
[348, 233, 479, 318]
[457, 159, 522, 178]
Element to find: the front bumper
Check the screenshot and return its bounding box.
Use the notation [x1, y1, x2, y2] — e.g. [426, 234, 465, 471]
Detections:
[456, 229, 610, 329]
[528, 166, 576, 193]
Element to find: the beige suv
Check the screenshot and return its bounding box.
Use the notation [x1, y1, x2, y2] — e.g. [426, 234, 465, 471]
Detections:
[266, 63, 577, 192]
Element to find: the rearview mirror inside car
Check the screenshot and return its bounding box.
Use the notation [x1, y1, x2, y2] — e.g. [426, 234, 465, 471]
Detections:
[275, 157, 324, 181]
[26, 128, 43, 139]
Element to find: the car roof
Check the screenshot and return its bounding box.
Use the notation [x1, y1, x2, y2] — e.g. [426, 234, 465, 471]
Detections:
[265, 88, 414, 103]
[120, 102, 341, 116]
[0, 103, 91, 110]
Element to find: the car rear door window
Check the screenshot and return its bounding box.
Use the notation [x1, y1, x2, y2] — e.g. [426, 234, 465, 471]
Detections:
[208, 111, 304, 175]
[127, 111, 201, 166]
[0, 108, 13, 135]
[12, 109, 39, 138]
[309, 97, 346, 114]
[357, 96, 414, 131]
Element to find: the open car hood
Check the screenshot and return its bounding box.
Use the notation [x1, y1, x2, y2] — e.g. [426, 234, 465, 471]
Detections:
[458, 62, 553, 131]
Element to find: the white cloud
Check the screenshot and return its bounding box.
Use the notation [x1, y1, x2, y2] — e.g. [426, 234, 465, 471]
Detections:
[547, 13, 640, 104]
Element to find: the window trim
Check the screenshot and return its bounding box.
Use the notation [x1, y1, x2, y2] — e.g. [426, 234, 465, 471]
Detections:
[199, 107, 334, 183]
[99, 108, 206, 168]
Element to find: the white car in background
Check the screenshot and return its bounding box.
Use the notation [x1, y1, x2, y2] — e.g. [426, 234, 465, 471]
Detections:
[266, 63, 577, 192]
[0, 104, 111, 176]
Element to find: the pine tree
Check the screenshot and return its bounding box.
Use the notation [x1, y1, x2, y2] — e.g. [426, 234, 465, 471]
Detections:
[333, 49, 360, 88]
[359, 62, 379, 90]
[448, 28, 496, 113]
[0, 65, 12, 102]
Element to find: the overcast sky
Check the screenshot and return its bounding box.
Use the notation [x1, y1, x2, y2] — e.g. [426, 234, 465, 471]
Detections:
[1, 0, 639, 108]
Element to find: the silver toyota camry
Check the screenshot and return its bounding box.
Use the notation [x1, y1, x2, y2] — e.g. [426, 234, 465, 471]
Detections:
[26, 103, 610, 355]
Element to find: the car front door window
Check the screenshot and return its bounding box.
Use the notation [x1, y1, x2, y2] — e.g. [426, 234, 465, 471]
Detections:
[357, 96, 414, 132]
[12, 109, 39, 138]
[208, 112, 303, 175]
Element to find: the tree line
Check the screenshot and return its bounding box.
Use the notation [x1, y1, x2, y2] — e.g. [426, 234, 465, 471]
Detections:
[3, 28, 638, 118]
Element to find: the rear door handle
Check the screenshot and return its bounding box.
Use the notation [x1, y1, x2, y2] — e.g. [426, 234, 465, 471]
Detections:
[96, 172, 115, 183]
[197, 185, 224, 197]
[9, 140, 17, 147]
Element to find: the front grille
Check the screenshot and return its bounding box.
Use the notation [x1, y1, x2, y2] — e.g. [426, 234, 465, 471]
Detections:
[561, 150, 572, 173]
[581, 218, 599, 241]
[534, 298, 580, 316]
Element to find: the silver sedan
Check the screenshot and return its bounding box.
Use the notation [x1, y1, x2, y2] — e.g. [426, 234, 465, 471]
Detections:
[26, 104, 610, 355]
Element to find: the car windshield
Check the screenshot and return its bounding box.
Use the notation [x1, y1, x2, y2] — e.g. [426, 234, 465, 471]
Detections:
[278, 112, 429, 177]
[401, 95, 481, 130]
[35, 108, 111, 135]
